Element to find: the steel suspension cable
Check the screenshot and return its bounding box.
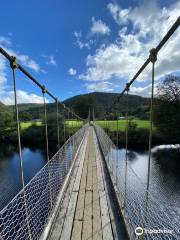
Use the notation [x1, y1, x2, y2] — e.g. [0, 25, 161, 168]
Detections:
[68, 109, 70, 139]
[115, 109, 119, 185]
[146, 49, 157, 204]
[71, 111, 75, 156]
[56, 100, 60, 148]
[0, 48, 85, 126]
[63, 105, 66, 143]
[71, 111, 74, 136]
[88, 108, 90, 124]
[10, 57, 32, 240]
[112, 113, 116, 176]
[42, 87, 52, 208]
[124, 86, 129, 211]
[116, 110, 119, 149]
[101, 17, 179, 116]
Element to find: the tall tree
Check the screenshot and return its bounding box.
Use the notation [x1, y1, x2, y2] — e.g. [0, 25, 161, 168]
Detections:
[73, 95, 97, 119]
[153, 75, 180, 142]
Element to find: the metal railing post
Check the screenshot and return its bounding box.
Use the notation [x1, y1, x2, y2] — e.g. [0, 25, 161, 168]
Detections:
[10, 57, 32, 240]
[145, 49, 157, 216]
[42, 86, 53, 209]
[56, 99, 60, 148]
[115, 111, 119, 185]
[124, 85, 130, 213]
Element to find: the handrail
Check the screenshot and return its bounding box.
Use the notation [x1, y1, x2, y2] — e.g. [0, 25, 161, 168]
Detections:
[0, 47, 84, 121]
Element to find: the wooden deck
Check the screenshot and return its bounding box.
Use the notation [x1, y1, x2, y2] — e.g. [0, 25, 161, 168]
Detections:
[46, 127, 116, 240]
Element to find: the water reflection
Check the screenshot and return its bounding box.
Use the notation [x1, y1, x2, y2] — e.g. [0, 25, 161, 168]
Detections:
[0, 142, 180, 220]
[0, 144, 46, 210]
[117, 144, 180, 212]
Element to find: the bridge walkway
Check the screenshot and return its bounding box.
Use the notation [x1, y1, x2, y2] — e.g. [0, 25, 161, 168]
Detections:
[46, 126, 125, 240]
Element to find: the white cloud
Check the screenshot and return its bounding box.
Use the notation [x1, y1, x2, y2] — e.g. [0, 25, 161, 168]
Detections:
[1, 36, 41, 85]
[80, 1, 180, 87]
[0, 36, 11, 46]
[74, 31, 94, 49]
[12, 51, 40, 72]
[107, 3, 130, 25]
[1, 46, 41, 73]
[0, 36, 45, 104]
[68, 68, 77, 76]
[0, 55, 7, 86]
[42, 54, 57, 66]
[91, 17, 110, 35]
[130, 83, 159, 97]
[0, 89, 47, 105]
[79, 43, 148, 81]
[85, 81, 115, 92]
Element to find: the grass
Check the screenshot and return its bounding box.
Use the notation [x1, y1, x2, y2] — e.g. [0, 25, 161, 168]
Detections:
[20, 121, 42, 129]
[96, 120, 151, 131]
[65, 120, 83, 128]
[18, 119, 151, 132]
[19, 120, 83, 130]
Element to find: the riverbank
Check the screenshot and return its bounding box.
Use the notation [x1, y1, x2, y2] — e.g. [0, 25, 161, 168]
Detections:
[106, 128, 179, 149]
[0, 119, 179, 150]
[96, 120, 179, 148]
[0, 124, 78, 158]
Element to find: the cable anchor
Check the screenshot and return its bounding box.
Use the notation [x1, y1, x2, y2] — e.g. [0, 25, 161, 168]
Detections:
[126, 83, 130, 92]
[42, 85, 47, 94]
[149, 48, 157, 63]
[10, 56, 18, 69]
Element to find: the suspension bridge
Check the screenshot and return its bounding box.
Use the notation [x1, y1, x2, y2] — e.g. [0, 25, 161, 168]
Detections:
[0, 17, 179, 240]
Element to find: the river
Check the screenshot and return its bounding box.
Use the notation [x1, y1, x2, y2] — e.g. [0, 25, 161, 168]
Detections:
[0, 143, 180, 217]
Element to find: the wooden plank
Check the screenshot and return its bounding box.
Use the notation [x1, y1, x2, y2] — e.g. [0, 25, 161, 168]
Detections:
[74, 155, 88, 220]
[47, 127, 115, 240]
[60, 191, 78, 240]
[99, 191, 113, 240]
[92, 161, 102, 240]
[48, 157, 81, 240]
[82, 190, 93, 240]
[93, 130, 114, 240]
[73, 136, 87, 192]
[71, 220, 83, 240]
[71, 136, 89, 240]
[95, 147, 104, 193]
[48, 175, 75, 239]
[48, 131, 89, 240]
[42, 130, 88, 240]
[60, 134, 89, 240]
[82, 133, 93, 240]
[86, 151, 93, 191]
[47, 152, 82, 239]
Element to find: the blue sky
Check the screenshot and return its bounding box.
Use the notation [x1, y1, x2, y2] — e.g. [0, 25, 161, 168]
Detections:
[0, 0, 179, 104]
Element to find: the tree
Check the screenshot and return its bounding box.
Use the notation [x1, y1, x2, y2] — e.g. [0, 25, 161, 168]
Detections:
[47, 112, 64, 143]
[0, 102, 14, 130]
[153, 75, 180, 142]
[73, 95, 97, 119]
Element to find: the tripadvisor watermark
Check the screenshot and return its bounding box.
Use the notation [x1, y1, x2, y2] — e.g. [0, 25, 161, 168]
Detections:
[135, 227, 173, 236]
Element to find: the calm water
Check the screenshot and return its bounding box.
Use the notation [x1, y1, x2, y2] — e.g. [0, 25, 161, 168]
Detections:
[0, 144, 47, 210]
[112, 145, 180, 238]
[0, 143, 180, 215]
[118, 145, 180, 194]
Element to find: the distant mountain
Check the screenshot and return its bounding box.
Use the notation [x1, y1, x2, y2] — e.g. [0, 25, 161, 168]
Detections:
[2, 92, 150, 120]
[63, 92, 150, 119]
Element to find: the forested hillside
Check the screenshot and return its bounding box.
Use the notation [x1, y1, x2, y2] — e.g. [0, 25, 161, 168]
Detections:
[0, 92, 150, 121]
[63, 92, 150, 119]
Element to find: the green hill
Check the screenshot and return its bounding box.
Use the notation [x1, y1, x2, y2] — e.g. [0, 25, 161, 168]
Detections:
[2, 92, 150, 120]
[63, 92, 150, 119]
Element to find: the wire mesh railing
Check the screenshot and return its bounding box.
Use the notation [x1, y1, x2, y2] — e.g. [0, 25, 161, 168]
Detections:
[0, 124, 88, 240]
[94, 124, 180, 240]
